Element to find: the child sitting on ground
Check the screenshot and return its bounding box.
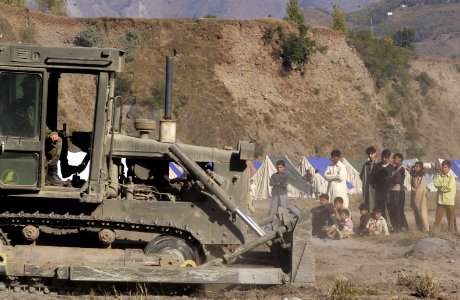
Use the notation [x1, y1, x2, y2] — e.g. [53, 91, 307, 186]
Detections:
[366, 207, 390, 236]
[324, 208, 354, 239]
[333, 197, 344, 222]
[310, 194, 335, 237]
[355, 203, 372, 236]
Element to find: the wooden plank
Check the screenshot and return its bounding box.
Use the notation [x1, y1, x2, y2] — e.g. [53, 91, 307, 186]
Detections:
[64, 266, 284, 285]
[290, 211, 315, 284]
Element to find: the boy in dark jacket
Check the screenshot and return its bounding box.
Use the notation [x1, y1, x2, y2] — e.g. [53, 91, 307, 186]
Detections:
[266, 160, 288, 230]
[310, 194, 335, 237]
[355, 203, 372, 236]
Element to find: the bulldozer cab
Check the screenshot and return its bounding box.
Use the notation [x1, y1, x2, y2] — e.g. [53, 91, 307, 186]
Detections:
[0, 44, 125, 194]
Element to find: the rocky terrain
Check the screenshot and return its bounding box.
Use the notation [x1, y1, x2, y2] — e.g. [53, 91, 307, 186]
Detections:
[0, 3, 459, 163]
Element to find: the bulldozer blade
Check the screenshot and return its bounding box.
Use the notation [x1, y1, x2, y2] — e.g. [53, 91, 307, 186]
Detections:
[279, 205, 315, 284]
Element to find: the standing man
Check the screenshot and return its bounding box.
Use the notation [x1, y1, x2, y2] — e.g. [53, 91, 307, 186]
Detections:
[324, 150, 349, 208]
[370, 149, 392, 222]
[388, 153, 408, 231]
[360, 146, 377, 212]
[433, 160, 457, 233]
[267, 160, 288, 230]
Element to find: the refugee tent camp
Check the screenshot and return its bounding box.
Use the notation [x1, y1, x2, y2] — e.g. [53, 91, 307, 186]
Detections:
[250, 160, 262, 177]
[251, 155, 308, 199]
[298, 157, 357, 194]
[341, 158, 362, 194]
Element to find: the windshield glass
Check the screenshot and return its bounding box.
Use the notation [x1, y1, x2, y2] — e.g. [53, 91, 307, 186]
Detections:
[0, 73, 42, 138]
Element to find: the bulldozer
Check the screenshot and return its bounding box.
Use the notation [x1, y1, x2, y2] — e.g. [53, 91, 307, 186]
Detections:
[0, 43, 314, 294]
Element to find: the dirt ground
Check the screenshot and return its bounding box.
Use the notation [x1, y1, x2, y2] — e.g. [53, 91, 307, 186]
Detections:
[1, 194, 459, 300]
[231, 194, 460, 300]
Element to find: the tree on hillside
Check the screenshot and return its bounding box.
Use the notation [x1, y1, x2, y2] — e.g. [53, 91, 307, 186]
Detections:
[0, 0, 26, 5]
[285, 0, 304, 26]
[34, 0, 67, 15]
[332, 5, 348, 36]
[393, 27, 416, 49]
[281, 33, 316, 72]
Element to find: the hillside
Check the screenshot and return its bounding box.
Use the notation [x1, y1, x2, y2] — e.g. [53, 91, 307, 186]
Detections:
[348, 1, 460, 58]
[0, 3, 459, 161]
[64, 0, 378, 19]
[66, 0, 288, 19]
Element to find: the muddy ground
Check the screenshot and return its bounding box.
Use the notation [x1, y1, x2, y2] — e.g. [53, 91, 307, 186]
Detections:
[2, 194, 459, 300]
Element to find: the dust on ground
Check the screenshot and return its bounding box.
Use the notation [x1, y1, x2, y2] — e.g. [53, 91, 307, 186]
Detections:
[1, 194, 459, 300]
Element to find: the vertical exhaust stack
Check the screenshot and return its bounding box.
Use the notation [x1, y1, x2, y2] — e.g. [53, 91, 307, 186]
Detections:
[159, 56, 177, 143]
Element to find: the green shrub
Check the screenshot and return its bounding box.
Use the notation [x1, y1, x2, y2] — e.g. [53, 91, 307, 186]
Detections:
[262, 26, 275, 45]
[285, 0, 304, 26]
[326, 276, 379, 300]
[203, 14, 217, 18]
[120, 29, 142, 62]
[19, 25, 36, 43]
[281, 33, 316, 71]
[75, 26, 105, 47]
[0, 0, 26, 5]
[349, 30, 415, 90]
[318, 45, 329, 54]
[393, 27, 416, 49]
[406, 127, 420, 141]
[144, 81, 164, 109]
[397, 271, 444, 299]
[415, 72, 436, 96]
[35, 0, 67, 15]
[388, 107, 400, 118]
[114, 73, 134, 99]
[332, 5, 348, 36]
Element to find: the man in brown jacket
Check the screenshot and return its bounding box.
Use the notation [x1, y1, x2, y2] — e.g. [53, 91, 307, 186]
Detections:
[410, 162, 429, 232]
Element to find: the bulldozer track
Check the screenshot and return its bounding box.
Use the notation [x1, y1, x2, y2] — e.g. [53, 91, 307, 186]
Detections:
[0, 211, 199, 244]
[0, 211, 203, 296]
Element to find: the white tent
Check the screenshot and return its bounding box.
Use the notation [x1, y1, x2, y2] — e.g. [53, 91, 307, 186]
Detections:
[298, 157, 359, 195]
[341, 158, 362, 194]
[297, 157, 327, 195]
[251, 155, 307, 199]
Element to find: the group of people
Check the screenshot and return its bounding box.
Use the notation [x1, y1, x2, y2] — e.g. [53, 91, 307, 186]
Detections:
[360, 146, 457, 235]
[263, 147, 457, 237]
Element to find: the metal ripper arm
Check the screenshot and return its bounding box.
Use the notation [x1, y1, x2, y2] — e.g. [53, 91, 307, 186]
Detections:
[169, 143, 265, 237]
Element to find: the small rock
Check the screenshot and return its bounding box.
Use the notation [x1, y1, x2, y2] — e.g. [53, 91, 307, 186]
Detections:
[407, 238, 452, 256]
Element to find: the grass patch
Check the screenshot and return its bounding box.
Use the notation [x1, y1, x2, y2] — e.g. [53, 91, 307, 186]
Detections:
[397, 271, 446, 299]
[325, 276, 379, 300]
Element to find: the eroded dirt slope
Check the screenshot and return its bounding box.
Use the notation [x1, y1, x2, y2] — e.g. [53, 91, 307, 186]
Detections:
[0, 3, 459, 160]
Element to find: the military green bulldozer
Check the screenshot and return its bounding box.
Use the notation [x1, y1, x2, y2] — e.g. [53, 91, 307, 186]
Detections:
[0, 44, 314, 294]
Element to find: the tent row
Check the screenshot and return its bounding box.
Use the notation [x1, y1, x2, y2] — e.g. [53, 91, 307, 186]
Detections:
[250, 156, 460, 200]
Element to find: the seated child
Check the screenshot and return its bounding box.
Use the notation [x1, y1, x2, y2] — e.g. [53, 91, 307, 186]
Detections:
[355, 203, 372, 236]
[324, 208, 354, 240]
[310, 193, 335, 237]
[333, 197, 344, 222]
[366, 207, 390, 236]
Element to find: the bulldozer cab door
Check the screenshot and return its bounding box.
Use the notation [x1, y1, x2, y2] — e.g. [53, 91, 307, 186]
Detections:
[0, 70, 47, 189]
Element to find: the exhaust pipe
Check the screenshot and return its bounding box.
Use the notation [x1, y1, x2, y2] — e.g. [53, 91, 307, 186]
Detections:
[164, 56, 173, 120]
[159, 56, 176, 143]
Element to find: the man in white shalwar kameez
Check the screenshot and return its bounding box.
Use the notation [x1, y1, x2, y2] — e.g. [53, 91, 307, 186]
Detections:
[324, 149, 349, 208]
